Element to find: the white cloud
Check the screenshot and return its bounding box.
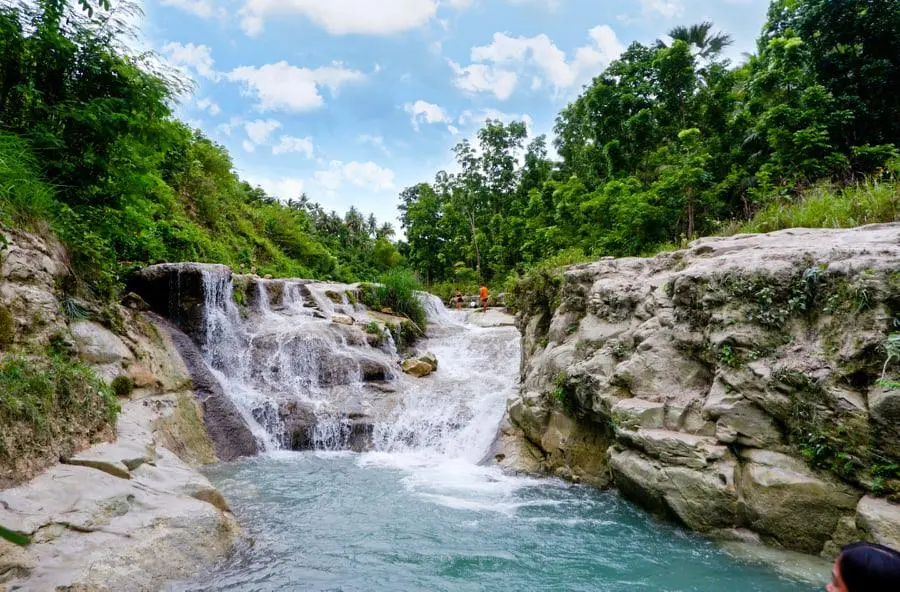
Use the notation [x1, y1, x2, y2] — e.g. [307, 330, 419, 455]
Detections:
[448, 61, 518, 100]
[239, 0, 438, 37]
[161, 42, 218, 80]
[457, 26, 624, 98]
[272, 135, 315, 158]
[641, 0, 684, 18]
[242, 140, 256, 153]
[314, 160, 395, 193]
[228, 61, 365, 112]
[447, 0, 475, 7]
[245, 175, 306, 201]
[195, 98, 221, 116]
[448, 125, 460, 135]
[404, 100, 451, 131]
[159, 0, 226, 19]
[244, 119, 282, 145]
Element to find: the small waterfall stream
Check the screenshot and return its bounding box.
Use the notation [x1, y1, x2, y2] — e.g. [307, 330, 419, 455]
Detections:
[193, 270, 519, 462]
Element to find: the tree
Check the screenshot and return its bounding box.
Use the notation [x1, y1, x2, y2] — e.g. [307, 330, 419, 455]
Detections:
[663, 21, 733, 60]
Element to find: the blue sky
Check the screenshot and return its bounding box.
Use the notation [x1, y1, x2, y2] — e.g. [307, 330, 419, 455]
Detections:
[139, 0, 771, 229]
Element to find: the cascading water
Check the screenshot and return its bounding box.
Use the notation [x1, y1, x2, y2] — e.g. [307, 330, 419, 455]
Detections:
[193, 271, 516, 462]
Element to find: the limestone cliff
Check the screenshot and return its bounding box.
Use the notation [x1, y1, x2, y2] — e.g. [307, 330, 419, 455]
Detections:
[497, 224, 900, 556]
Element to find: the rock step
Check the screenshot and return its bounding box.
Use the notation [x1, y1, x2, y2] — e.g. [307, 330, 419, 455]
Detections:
[616, 428, 727, 470]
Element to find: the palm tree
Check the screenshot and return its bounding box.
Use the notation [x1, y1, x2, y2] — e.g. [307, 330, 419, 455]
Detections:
[377, 222, 395, 240]
[660, 21, 733, 60]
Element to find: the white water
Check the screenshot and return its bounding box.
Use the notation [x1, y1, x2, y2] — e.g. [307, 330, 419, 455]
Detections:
[195, 271, 519, 463]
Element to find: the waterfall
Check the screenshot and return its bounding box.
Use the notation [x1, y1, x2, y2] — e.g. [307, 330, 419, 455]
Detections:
[190, 269, 519, 461]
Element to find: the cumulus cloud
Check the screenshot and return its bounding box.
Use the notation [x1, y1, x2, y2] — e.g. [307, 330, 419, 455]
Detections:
[314, 161, 395, 193]
[451, 25, 624, 99]
[272, 135, 315, 158]
[228, 61, 365, 112]
[448, 61, 518, 100]
[161, 42, 218, 80]
[244, 119, 282, 145]
[404, 100, 452, 131]
[458, 108, 534, 131]
[239, 0, 438, 37]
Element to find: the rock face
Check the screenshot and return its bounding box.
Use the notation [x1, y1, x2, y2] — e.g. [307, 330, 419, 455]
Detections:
[150, 314, 260, 461]
[0, 230, 240, 590]
[0, 398, 239, 591]
[498, 224, 900, 555]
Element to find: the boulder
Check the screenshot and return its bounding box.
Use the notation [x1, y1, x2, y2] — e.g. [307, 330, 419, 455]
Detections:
[609, 448, 737, 532]
[70, 321, 133, 365]
[855, 496, 900, 550]
[402, 358, 434, 377]
[419, 352, 439, 370]
[332, 314, 354, 326]
[738, 449, 862, 553]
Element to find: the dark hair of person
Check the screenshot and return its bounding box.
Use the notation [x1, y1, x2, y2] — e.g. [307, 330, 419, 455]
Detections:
[839, 541, 900, 591]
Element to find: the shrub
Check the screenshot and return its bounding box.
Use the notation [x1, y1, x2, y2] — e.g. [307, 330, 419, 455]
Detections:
[111, 375, 135, 398]
[359, 269, 427, 332]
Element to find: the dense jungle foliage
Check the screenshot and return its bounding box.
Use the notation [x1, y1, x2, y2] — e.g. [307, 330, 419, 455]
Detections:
[0, 0, 404, 299]
[399, 0, 900, 290]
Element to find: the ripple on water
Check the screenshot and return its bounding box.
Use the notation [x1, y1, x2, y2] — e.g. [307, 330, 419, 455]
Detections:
[170, 452, 826, 592]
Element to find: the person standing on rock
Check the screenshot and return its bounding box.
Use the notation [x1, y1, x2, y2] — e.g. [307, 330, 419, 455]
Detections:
[455, 289, 463, 311]
[827, 541, 900, 591]
[479, 284, 489, 313]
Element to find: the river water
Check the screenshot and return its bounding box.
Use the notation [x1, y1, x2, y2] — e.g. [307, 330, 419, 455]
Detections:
[172, 282, 826, 591]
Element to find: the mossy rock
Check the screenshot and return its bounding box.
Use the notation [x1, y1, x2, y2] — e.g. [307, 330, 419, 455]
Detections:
[325, 290, 343, 304]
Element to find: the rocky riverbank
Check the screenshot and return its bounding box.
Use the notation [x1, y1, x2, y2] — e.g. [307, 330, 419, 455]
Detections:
[495, 224, 900, 556]
[0, 231, 239, 591]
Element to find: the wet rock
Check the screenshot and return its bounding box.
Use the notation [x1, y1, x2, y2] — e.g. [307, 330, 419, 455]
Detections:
[609, 448, 737, 532]
[149, 315, 259, 461]
[332, 314, 354, 326]
[738, 449, 861, 553]
[128, 263, 229, 344]
[402, 358, 434, 377]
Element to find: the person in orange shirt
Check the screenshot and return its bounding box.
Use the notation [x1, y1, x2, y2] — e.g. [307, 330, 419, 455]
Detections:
[479, 284, 489, 313]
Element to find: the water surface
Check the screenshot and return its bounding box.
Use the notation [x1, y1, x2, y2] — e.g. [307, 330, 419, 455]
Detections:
[173, 452, 823, 592]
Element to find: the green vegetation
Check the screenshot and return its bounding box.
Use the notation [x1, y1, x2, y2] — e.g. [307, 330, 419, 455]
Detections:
[0, 354, 119, 444]
[0, 305, 14, 348]
[0, 524, 30, 547]
[732, 179, 899, 235]
[359, 269, 427, 332]
[0, 1, 406, 300]
[111, 375, 135, 398]
[400, 0, 900, 288]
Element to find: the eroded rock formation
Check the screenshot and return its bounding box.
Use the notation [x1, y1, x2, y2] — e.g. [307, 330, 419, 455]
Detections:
[497, 224, 900, 555]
